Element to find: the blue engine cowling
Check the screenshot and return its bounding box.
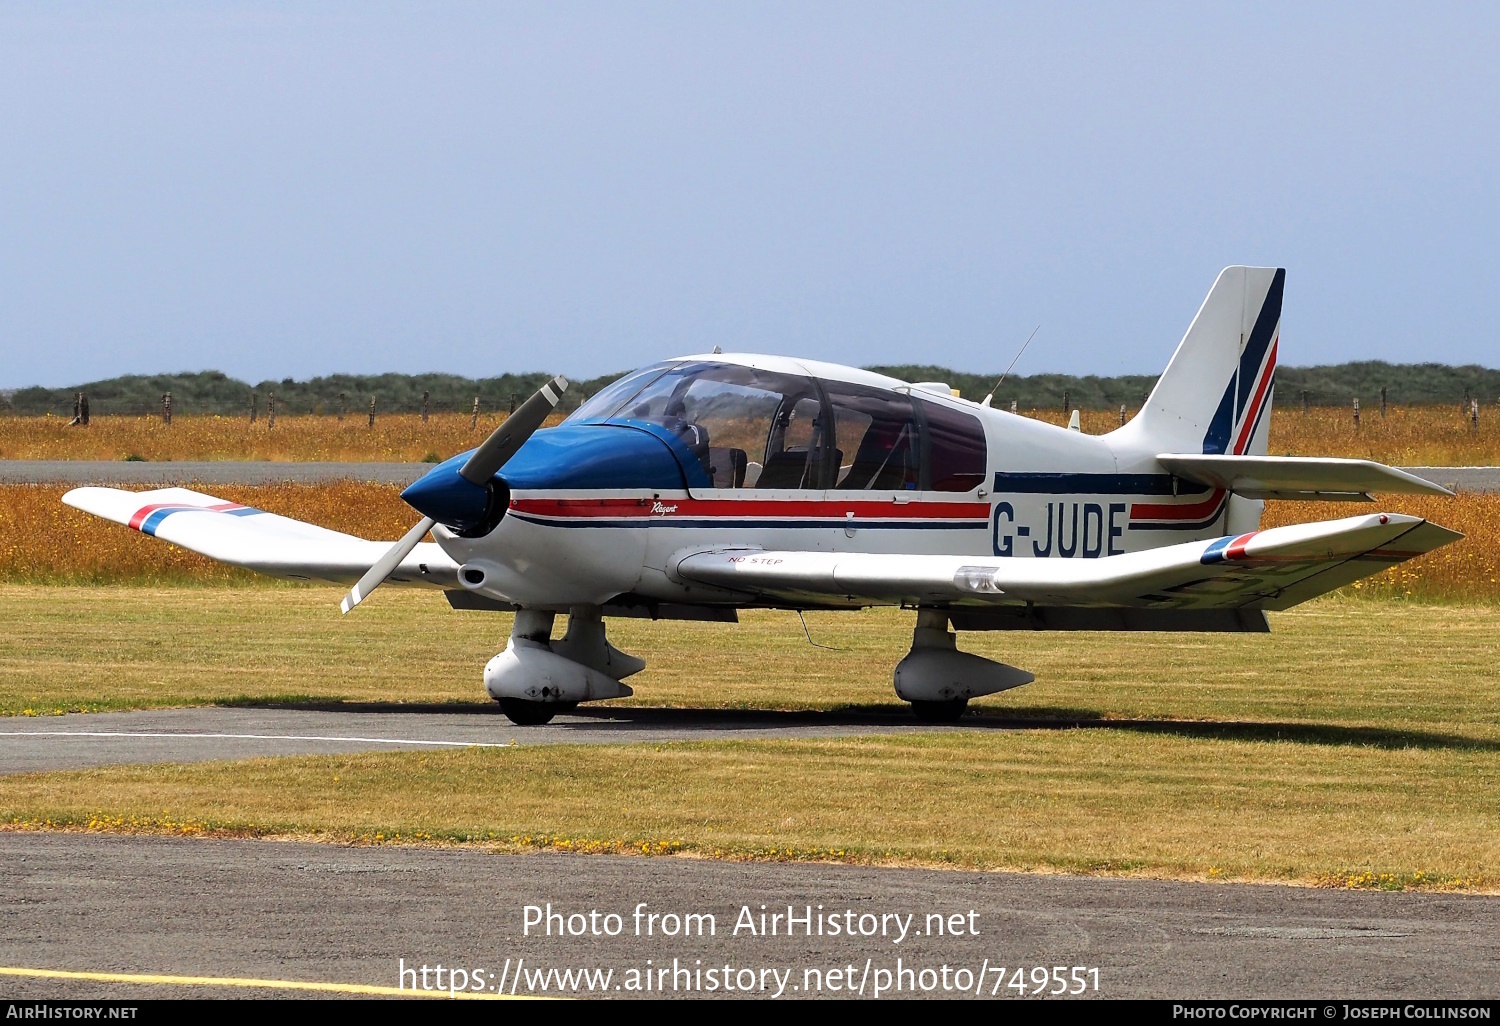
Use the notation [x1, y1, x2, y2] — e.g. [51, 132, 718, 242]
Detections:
[400, 422, 701, 534]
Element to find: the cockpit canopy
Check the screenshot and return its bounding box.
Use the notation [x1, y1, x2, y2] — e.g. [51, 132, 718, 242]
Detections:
[566, 361, 987, 491]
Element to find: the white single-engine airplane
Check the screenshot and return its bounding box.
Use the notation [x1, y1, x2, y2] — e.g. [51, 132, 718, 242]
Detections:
[67, 267, 1460, 724]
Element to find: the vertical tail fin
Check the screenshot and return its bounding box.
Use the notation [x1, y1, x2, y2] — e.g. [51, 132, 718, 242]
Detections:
[1130, 266, 1283, 458]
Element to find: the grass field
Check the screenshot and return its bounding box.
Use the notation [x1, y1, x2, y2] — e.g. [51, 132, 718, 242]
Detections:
[4, 405, 1499, 464]
[1, 587, 1498, 887]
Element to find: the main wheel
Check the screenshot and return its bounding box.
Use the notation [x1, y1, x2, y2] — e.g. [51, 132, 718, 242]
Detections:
[909, 698, 968, 723]
[498, 698, 558, 726]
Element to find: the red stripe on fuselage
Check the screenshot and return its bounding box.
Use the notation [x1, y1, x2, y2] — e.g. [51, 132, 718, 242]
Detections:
[1129, 487, 1227, 523]
[508, 497, 990, 520]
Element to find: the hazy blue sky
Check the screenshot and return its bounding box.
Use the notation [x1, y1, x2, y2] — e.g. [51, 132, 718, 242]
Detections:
[2, 2, 1496, 387]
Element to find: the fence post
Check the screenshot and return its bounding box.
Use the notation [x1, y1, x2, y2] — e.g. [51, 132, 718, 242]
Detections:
[80, 393, 89, 426]
[162, 392, 172, 426]
[1301, 390, 1308, 414]
[1010, 399, 1017, 414]
[250, 393, 257, 423]
[1473, 398, 1480, 433]
[1352, 396, 1360, 431]
[368, 396, 376, 428]
[338, 392, 346, 422]
[70, 393, 81, 426]
[1380, 387, 1387, 418]
[471, 397, 480, 430]
[422, 390, 430, 423]
[268, 391, 276, 429]
[1119, 404, 1126, 426]
[509, 393, 517, 415]
[1062, 390, 1070, 416]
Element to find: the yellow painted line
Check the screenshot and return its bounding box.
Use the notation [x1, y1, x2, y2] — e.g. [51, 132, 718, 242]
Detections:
[0, 965, 547, 999]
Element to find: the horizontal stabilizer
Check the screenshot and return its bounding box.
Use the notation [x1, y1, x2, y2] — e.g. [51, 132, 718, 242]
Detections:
[1156, 454, 1453, 500]
[62, 486, 459, 588]
[672, 513, 1462, 614]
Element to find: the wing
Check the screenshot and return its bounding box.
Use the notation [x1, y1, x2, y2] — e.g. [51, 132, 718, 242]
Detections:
[62, 486, 459, 588]
[673, 513, 1461, 615]
[1156, 454, 1452, 500]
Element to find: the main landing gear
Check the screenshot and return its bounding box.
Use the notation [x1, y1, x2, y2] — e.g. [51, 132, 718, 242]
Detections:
[485, 607, 643, 726]
[893, 609, 1034, 721]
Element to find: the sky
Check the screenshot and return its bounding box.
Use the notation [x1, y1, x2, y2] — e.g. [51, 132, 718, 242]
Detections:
[2, 2, 1497, 387]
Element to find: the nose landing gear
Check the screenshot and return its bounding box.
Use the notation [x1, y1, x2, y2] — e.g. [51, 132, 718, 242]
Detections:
[486, 607, 643, 725]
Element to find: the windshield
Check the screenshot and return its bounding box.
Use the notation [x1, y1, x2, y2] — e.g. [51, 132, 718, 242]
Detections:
[578, 361, 831, 488]
[565, 364, 676, 424]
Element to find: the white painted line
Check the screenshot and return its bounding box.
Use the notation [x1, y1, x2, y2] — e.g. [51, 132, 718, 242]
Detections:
[0, 731, 512, 748]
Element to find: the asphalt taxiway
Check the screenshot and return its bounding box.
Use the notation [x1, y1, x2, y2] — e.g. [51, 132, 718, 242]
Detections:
[0, 705, 1013, 774]
[2, 832, 1497, 999]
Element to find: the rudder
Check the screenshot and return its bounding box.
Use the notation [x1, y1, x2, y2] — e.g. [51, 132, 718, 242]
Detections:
[1130, 266, 1283, 458]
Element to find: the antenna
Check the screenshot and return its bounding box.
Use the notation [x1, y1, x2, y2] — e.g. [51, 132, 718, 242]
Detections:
[981, 325, 1040, 408]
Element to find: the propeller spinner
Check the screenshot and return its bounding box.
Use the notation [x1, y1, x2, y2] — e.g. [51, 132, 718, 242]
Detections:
[340, 375, 569, 614]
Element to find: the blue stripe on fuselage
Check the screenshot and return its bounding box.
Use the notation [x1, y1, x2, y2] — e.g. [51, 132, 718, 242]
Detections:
[991, 472, 1209, 495]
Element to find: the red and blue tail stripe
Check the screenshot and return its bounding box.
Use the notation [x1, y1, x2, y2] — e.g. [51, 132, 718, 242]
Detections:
[128, 501, 263, 536]
[1201, 269, 1283, 457]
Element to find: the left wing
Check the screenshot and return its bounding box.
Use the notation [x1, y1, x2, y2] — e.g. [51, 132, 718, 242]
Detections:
[672, 512, 1460, 613]
[63, 486, 459, 588]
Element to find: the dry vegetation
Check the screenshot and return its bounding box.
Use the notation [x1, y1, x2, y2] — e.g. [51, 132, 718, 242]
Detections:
[0, 483, 417, 584]
[0, 412, 562, 463]
[1023, 404, 1500, 465]
[4, 405, 1499, 464]
[2, 481, 1495, 599]
[1, 589, 1497, 886]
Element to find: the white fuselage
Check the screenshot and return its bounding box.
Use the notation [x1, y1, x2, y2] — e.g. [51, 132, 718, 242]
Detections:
[436, 353, 1271, 610]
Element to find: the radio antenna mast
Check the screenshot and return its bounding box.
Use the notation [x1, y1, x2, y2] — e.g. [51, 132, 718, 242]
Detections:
[981, 325, 1040, 407]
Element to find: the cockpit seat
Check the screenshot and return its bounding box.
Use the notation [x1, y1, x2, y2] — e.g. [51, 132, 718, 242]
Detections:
[707, 446, 748, 488]
[839, 421, 917, 490]
[754, 447, 841, 489]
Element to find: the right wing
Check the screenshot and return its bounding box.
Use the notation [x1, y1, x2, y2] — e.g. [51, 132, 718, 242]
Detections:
[63, 486, 459, 588]
[673, 512, 1461, 613]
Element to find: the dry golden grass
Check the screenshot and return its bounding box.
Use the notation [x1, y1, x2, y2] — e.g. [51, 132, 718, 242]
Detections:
[1030, 404, 1500, 464]
[0, 411, 561, 463]
[1261, 495, 1500, 602]
[0, 483, 418, 584]
[2, 588, 1497, 885]
[3, 482, 1495, 599]
[5, 405, 1498, 463]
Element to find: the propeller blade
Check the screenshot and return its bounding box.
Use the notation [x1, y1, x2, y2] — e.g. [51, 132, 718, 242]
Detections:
[459, 374, 569, 485]
[340, 516, 436, 614]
